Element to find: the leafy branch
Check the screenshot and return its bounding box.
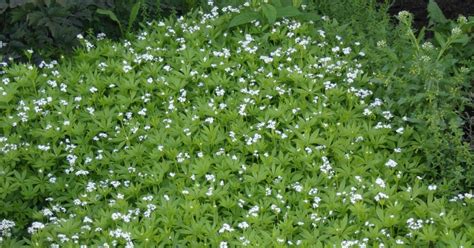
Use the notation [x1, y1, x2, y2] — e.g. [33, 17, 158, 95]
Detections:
[228, 0, 319, 29]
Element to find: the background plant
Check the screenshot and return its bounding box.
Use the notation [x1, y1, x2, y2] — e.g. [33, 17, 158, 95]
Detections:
[0, 0, 202, 61]
[365, 7, 473, 190]
[227, 0, 319, 28]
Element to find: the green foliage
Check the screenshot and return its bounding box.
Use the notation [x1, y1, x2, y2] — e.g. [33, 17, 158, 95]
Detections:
[228, 11, 260, 27]
[426, 0, 474, 62]
[427, 0, 448, 25]
[305, 0, 391, 38]
[0, 0, 196, 60]
[228, 0, 319, 28]
[0, 1, 472, 247]
[127, 0, 143, 34]
[96, 8, 123, 35]
[0, 0, 115, 59]
[368, 8, 473, 191]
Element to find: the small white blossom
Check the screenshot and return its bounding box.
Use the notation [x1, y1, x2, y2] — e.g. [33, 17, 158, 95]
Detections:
[238, 221, 249, 229]
[374, 192, 389, 202]
[27, 222, 45, 234]
[385, 159, 397, 168]
[375, 178, 386, 188]
[218, 223, 234, 233]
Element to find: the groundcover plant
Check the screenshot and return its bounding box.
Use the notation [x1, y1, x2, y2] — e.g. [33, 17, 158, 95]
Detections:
[0, 2, 473, 247]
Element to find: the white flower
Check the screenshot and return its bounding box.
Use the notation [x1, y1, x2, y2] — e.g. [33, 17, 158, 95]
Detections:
[111, 212, 122, 220]
[374, 192, 389, 202]
[75, 170, 89, 176]
[428, 184, 437, 191]
[260, 55, 273, 63]
[350, 193, 363, 204]
[270, 204, 281, 214]
[138, 108, 147, 116]
[206, 187, 213, 196]
[397, 11, 412, 22]
[422, 42, 434, 50]
[205, 174, 215, 182]
[204, 117, 214, 124]
[320, 156, 334, 178]
[218, 223, 234, 233]
[238, 221, 249, 229]
[27, 222, 45, 234]
[97, 32, 106, 40]
[376, 40, 386, 48]
[375, 178, 386, 188]
[385, 159, 397, 168]
[215, 86, 225, 96]
[342, 47, 351, 54]
[292, 182, 303, 192]
[0, 41, 7, 49]
[0, 219, 15, 238]
[363, 108, 372, 116]
[247, 205, 259, 217]
[451, 27, 462, 35]
[37, 144, 51, 151]
[406, 218, 423, 230]
[382, 111, 393, 120]
[142, 195, 153, 201]
[123, 64, 132, 73]
[219, 241, 228, 248]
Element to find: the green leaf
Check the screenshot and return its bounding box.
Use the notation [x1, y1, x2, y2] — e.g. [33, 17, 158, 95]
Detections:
[275, 6, 302, 18]
[0, 0, 8, 14]
[127, 0, 142, 34]
[427, 0, 448, 25]
[297, 11, 320, 21]
[452, 34, 470, 45]
[9, 0, 27, 8]
[434, 32, 446, 46]
[228, 11, 260, 28]
[272, 0, 282, 7]
[262, 4, 277, 24]
[96, 8, 123, 34]
[26, 11, 44, 25]
[417, 27, 426, 43]
[56, 0, 66, 6]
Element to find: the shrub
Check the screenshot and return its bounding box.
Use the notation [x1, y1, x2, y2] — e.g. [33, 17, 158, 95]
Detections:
[0, 0, 200, 61]
[0, 0, 114, 60]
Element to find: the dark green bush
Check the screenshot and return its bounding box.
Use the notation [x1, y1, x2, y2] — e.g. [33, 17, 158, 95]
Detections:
[0, 0, 204, 61]
[1, 0, 113, 60]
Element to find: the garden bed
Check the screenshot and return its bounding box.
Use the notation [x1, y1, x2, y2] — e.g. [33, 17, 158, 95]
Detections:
[0, 1, 472, 247]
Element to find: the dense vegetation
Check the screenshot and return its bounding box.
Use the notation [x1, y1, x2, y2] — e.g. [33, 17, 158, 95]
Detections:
[0, 0, 200, 60]
[0, 0, 472, 246]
